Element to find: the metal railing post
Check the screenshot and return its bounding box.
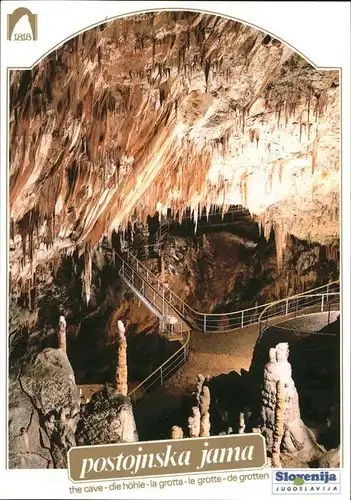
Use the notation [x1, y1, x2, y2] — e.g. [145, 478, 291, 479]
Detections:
[160, 366, 163, 386]
[328, 302, 331, 325]
[241, 310, 244, 328]
[321, 294, 325, 312]
[285, 298, 289, 315]
[204, 315, 207, 332]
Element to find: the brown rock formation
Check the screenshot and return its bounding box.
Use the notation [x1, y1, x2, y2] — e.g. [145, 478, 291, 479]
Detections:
[9, 348, 80, 469]
[76, 386, 138, 445]
[9, 12, 339, 301]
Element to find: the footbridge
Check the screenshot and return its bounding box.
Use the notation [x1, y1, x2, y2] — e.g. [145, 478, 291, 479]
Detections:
[118, 249, 340, 405]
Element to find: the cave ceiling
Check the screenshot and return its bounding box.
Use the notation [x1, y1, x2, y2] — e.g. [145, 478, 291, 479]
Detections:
[9, 11, 340, 289]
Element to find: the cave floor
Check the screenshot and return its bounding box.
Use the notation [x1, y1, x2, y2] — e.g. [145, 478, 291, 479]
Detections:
[133, 307, 337, 439]
[134, 322, 260, 438]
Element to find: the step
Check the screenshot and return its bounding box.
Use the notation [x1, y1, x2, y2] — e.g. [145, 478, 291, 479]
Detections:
[161, 332, 184, 342]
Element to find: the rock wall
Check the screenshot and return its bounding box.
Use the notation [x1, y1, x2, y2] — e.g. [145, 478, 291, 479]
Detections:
[156, 229, 339, 313]
[9, 348, 80, 468]
[76, 387, 138, 445]
[9, 348, 139, 468]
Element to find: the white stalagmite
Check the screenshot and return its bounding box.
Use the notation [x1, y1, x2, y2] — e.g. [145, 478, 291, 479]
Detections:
[199, 385, 211, 437]
[261, 342, 305, 460]
[170, 426, 184, 439]
[196, 374, 205, 404]
[58, 315, 67, 354]
[115, 319, 128, 396]
[271, 379, 285, 468]
[238, 412, 246, 434]
[188, 406, 201, 438]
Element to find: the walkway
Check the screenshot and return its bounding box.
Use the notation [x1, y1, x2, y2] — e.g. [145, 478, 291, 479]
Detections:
[118, 248, 339, 409]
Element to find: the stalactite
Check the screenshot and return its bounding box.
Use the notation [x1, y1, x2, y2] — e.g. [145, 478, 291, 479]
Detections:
[9, 13, 340, 295]
[311, 130, 318, 175]
[84, 245, 92, 305]
[274, 224, 288, 273]
[278, 160, 284, 184]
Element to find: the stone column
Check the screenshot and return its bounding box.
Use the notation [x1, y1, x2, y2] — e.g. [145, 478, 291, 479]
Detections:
[188, 406, 200, 438]
[271, 379, 284, 467]
[260, 342, 305, 459]
[115, 320, 128, 396]
[199, 385, 211, 437]
[196, 374, 205, 404]
[58, 316, 67, 354]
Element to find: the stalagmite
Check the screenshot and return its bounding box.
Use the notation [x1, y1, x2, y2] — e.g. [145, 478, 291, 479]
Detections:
[238, 412, 246, 434]
[271, 380, 284, 468]
[188, 406, 200, 438]
[170, 425, 184, 439]
[58, 316, 67, 354]
[199, 385, 211, 437]
[115, 319, 128, 396]
[260, 343, 306, 457]
[195, 373, 205, 404]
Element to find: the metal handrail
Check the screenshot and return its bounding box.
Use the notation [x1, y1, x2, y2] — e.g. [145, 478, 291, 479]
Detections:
[119, 249, 339, 405]
[122, 248, 339, 332]
[119, 259, 191, 406]
[258, 291, 340, 340]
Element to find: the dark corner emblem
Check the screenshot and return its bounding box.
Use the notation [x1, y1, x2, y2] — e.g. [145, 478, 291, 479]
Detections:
[7, 7, 38, 41]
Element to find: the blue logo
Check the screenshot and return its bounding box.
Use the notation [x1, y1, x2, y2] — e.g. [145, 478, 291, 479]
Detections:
[272, 469, 341, 495]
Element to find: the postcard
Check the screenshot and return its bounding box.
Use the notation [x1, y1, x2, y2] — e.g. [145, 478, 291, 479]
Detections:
[1, 2, 350, 499]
